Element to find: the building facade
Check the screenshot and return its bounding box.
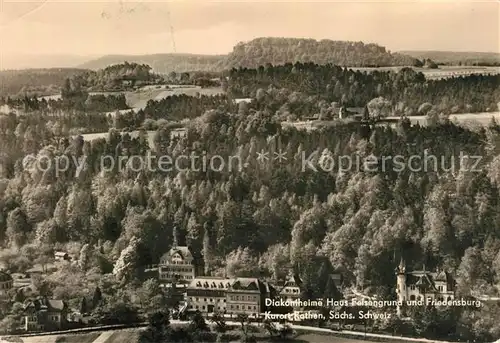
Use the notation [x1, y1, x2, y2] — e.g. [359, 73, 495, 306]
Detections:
[158, 245, 203, 284]
[0, 271, 13, 299]
[23, 297, 68, 332]
[279, 272, 302, 303]
[186, 277, 232, 313]
[226, 278, 275, 317]
[396, 258, 455, 314]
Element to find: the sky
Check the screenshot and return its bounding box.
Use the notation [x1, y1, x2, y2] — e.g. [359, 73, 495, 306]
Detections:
[0, 0, 498, 61]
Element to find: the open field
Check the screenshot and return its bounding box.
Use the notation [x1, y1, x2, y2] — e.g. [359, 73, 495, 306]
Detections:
[4, 331, 379, 343]
[284, 112, 500, 131]
[294, 333, 373, 343]
[79, 112, 500, 147]
[394, 112, 500, 127]
[350, 66, 500, 79]
[38, 85, 224, 111]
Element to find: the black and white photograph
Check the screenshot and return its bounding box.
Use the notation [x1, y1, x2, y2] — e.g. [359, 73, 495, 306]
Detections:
[0, 1, 499, 342]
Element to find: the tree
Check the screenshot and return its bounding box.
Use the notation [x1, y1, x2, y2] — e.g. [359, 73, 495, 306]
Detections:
[263, 319, 278, 338]
[203, 224, 213, 274]
[189, 310, 209, 332]
[92, 286, 103, 309]
[139, 310, 171, 343]
[189, 310, 209, 342]
[237, 314, 255, 343]
[138, 279, 166, 315]
[80, 297, 88, 315]
[113, 236, 140, 282]
[366, 97, 392, 119]
[278, 323, 293, 340]
[6, 208, 30, 249]
[211, 312, 227, 333]
[0, 315, 19, 334]
[79, 244, 91, 271]
[323, 276, 342, 303]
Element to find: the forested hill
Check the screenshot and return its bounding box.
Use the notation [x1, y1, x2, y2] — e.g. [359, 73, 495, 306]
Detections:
[399, 51, 500, 66]
[79, 38, 420, 73]
[79, 53, 226, 73]
[0, 68, 88, 98]
[223, 37, 420, 68]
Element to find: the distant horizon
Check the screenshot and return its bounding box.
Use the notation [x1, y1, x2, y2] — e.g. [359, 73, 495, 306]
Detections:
[1, 1, 498, 53]
[1, 1, 498, 69]
[6, 46, 500, 58]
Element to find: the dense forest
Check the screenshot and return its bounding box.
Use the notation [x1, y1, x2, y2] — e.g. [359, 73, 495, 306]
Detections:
[401, 51, 500, 66]
[109, 94, 234, 130]
[0, 38, 424, 99]
[228, 63, 500, 115]
[0, 52, 499, 341]
[65, 62, 162, 92]
[0, 68, 88, 98]
[223, 38, 420, 69]
[80, 38, 422, 72]
[0, 102, 500, 339]
[80, 54, 226, 73]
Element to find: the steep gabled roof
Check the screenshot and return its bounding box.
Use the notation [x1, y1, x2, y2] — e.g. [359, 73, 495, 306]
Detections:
[189, 277, 234, 290]
[160, 246, 194, 263]
[230, 278, 267, 293]
[406, 269, 454, 292]
[24, 297, 67, 313]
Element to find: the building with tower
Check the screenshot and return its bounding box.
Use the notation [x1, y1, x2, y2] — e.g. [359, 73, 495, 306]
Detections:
[158, 228, 204, 284]
[395, 258, 456, 315]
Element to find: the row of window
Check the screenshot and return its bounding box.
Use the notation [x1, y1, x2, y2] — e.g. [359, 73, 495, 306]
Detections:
[229, 295, 258, 302]
[228, 304, 257, 311]
[25, 315, 60, 322]
[189, 295, 259, 302]
[190, 305, 225, 311]
[190, 297, 226, 303]
[282, 288, 299, 294]
[161, 267, 194, 273]
[194, 282, 229, 289]
[406, 284, 446, 292]
[160, 274, 193, 280]
[0, 282, 12, 289]
[408, 295, 453, 301]
[165, 260, 194, 265]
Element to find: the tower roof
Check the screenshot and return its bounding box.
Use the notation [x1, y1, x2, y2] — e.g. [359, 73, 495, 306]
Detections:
[395, 257, 406, 274]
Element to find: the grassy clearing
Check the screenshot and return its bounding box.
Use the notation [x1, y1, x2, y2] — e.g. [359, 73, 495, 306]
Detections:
[54, 333, 101, 343]
[294, 333, 371, 343]
[101, 330, 141, 343]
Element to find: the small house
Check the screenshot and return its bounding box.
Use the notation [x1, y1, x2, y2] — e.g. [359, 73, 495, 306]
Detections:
[54, 252, 69, 262]
[23, 297, 68, 332]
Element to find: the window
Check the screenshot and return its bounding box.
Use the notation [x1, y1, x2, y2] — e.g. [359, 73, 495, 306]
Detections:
[410, 285, 416, 290]
[410, 295, 415, 301]
[438, 286, 443, 292]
